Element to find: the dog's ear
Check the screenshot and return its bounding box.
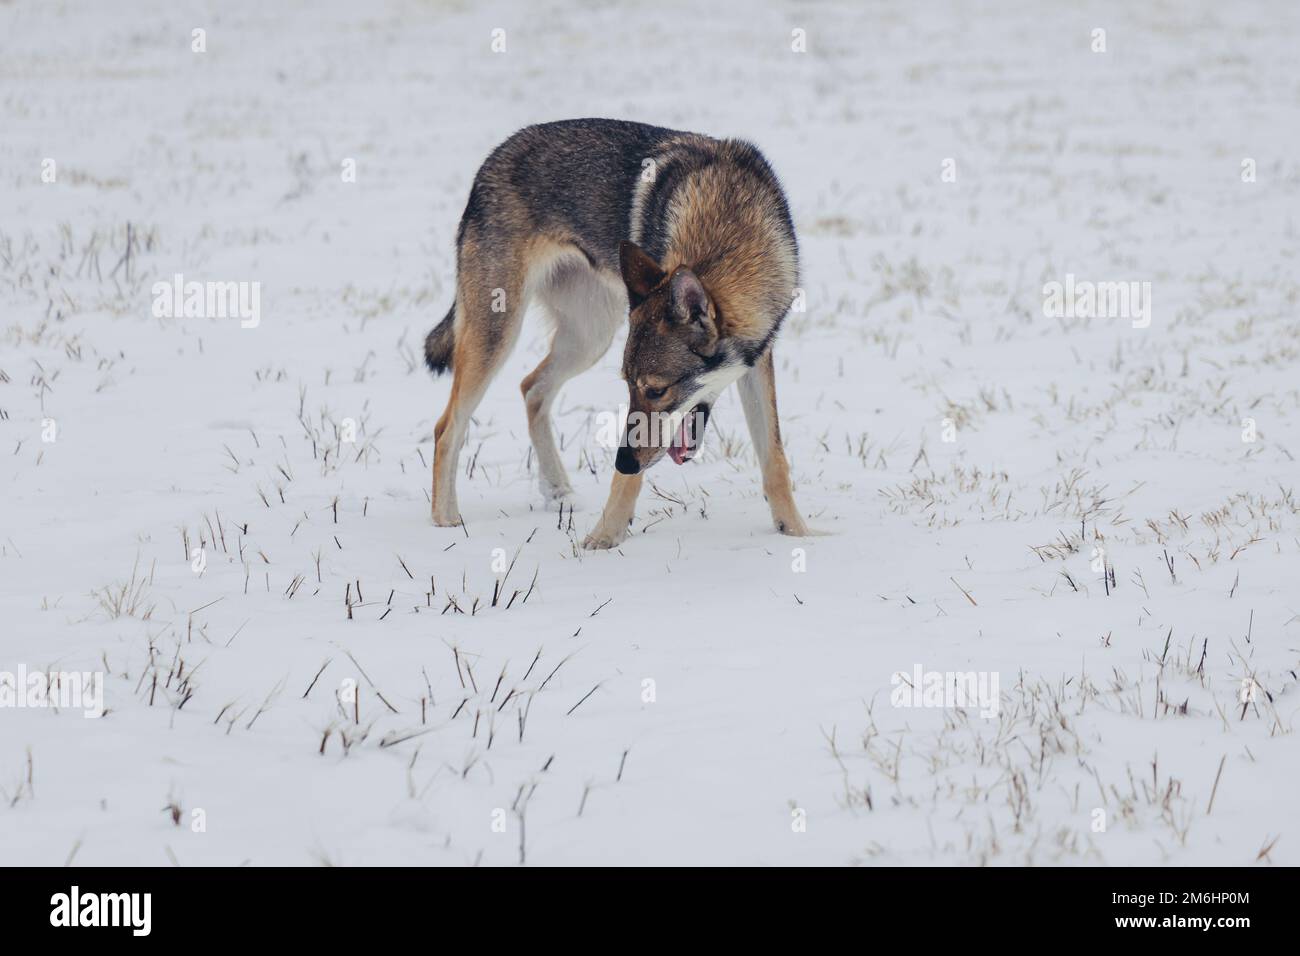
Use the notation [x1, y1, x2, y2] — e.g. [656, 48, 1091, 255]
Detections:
[620, 241, 666, 310]
[669, 268, 719, 355]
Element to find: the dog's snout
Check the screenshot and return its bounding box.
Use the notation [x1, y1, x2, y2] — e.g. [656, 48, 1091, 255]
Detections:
[614, 446, 641, 475]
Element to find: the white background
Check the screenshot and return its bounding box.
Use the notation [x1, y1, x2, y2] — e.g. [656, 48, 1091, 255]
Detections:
[1, 0, 1298, 865]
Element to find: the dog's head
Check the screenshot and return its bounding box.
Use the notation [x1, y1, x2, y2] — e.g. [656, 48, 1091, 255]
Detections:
[613, 240, 746, 475]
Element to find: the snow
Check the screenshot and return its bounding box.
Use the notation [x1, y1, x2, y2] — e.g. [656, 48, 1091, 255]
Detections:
[1, 0, 1298, 866]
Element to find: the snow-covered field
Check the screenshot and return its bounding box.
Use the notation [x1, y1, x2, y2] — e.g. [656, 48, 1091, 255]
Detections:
[2, 0, 1298, 866]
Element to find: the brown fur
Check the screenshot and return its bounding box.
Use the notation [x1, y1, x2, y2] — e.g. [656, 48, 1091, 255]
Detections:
[650, 141, 798, 342]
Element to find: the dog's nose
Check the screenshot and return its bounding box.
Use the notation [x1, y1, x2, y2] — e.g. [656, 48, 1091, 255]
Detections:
[614, 446, 640, 475]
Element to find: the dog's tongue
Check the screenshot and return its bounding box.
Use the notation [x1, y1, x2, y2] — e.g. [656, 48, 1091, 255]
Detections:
[668, 415, 693, 464]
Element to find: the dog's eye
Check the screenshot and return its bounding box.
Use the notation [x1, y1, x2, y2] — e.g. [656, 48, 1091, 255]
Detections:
[644, 386, 667, 400]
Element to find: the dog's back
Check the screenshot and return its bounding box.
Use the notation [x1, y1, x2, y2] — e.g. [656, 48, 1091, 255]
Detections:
[460, 119, 703, 275]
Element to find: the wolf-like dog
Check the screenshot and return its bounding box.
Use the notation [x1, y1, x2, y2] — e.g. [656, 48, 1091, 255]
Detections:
[424, 118, 810, 549]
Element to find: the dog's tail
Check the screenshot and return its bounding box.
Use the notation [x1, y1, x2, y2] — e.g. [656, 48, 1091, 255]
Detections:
[424, 303, 456, 376]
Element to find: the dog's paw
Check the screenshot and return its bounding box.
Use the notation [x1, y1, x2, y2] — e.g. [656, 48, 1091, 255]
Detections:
[431, 509, 462, 528]
[775, 516, 820, 537]
[540, 482, 583, 513]
[582, 525, 627, 551]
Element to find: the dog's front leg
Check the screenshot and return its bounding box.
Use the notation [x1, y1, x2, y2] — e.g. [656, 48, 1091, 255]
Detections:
[738, 349, 809, 536]
[582, 472, 643, 550]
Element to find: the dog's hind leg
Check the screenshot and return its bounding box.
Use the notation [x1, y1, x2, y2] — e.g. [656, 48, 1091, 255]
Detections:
[737, 348, 809, 536]
[431, 250, 528, 527]
[521, 266, 623, 507]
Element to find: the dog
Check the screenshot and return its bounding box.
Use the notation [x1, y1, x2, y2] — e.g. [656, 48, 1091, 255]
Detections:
[424, 118, 810, 549]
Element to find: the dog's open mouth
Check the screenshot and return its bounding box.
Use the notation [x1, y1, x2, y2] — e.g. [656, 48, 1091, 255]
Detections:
[667, 403, 710, 464]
